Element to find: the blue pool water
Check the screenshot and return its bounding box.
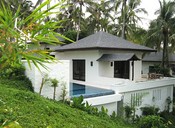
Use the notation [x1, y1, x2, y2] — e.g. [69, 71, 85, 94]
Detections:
[70, 83, 115, 98]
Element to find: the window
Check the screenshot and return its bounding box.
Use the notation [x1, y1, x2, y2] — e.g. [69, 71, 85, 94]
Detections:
[149, 66, 156, 73]
[114, 61, 129, 79]
[153, 89, 161, 101]
[73, 60, 85, 81]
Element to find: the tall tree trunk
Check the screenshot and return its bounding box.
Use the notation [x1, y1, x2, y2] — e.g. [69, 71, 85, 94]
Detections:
[162, 28, 169, 68]
[76, 1, 83, 41]
[53, 86, 56, 100]
[39, 78, 44, 95]
[121, 0, 127, 39]
[34, 0, 43, 9]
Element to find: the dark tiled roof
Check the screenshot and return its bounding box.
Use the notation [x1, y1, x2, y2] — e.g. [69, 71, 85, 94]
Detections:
[143, 51, 175, 62]
[97, 53, 140, 61]
[55, 31, 155, 52]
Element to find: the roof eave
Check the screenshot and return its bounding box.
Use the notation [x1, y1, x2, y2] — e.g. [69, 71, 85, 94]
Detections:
[55, 47, 156, 52]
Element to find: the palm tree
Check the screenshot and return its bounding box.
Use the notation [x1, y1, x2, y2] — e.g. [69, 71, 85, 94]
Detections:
[116, 0, 147, 39]
[0, 0, 33, 19]
[86, 0, 113, 33]
[146, 0, 175, 68]
[68, 0, 93, 40]
[121, 0, 127, 39]
[50, 78, 59, 100]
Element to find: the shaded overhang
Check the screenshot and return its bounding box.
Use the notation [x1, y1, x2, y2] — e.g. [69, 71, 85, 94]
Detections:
[97, 53, 140, 61]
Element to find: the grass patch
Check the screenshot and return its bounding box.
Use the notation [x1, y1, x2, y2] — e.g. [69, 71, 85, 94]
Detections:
[0, 79, 134, 128]
[0, 78, 33, 92]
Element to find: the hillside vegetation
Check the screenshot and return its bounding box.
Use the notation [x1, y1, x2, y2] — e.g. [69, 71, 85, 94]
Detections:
[0, 78, 133, 128]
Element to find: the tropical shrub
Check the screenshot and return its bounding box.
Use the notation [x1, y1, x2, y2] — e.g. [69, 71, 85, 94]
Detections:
[84, 101, 98, 115]
[39, 73, 50, 95]
[72, 95, 85, 110]
[99, 106, 108, 117]
[0, 64, 25, 79]
[138, 115, 166, 128]
[124, 105, 134, 120]
[60, 81, 68, 103]
[50, 78, 59, 100]
[0, 63, 34, 92]
[140, 106, 159, 116]
[159, 111, 175, 128]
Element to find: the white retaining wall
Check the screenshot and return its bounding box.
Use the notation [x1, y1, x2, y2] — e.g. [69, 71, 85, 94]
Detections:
[112, 78, 175, 115]
[23, 60, 70, 100]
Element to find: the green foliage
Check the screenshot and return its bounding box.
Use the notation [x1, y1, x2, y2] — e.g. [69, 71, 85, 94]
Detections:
[159, 111, 175, 128]
[0, 64, 34, 92]
[110, 111, 117, 119]
[124, 105, 134, 119]
[165, 97, 172, 112]
[50, 78, 59, 100]
[138, 115, 166, 128]
[0, 84, 133, 128]
[84, 101, 98, 115]
[0, 64, 25, 79]
[99, 106, 108, 117]
[63, 30, 89, 43]
[0, 78, 33, 92]
[39, 73, 50, 95]
[149, 65, 170, 77]
[50, 78, 59, 88]
[72, 95, 85, 110]
[60, 81, 68, 103]
[140, 106, 159, 116]
[63, 30, 77, 43]
[0, 0, 70, 70]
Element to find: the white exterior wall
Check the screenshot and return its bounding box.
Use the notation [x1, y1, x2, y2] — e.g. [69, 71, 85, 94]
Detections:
[122, 85, 174, 116]
[142, 62, 158, 74]
[23, 60, 70, 100]
[112, 78, 175, 116]
[55, 50, 100, 84]
[55, 50, 144, 84]
[99, 61, 114, 78]
[84, 94, 121, 115]
[134, 61, 142, 81]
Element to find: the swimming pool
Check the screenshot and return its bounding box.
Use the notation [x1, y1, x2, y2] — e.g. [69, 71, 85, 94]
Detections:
[70, 83, 115, 98]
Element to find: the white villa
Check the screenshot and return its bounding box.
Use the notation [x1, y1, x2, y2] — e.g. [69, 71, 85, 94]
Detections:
[25, 31, 175, 116]
[142, 51, 175, 76]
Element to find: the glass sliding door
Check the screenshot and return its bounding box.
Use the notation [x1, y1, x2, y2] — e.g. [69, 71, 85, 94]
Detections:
[114, 61, 129, 79]
[73, 60, 85, 81]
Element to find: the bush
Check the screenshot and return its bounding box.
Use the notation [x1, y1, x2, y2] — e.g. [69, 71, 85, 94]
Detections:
[72, 95, 85, 110]
[124, 105, 134, 119]
[0, 64, 25, 79]
[0, 78, 34, 92]
[0, 64, 34, 92]
[149, 65, 170, 77]
[140, 106, 159, 116]
[138, 115, 166, 128]
[159, 111, 175, 128]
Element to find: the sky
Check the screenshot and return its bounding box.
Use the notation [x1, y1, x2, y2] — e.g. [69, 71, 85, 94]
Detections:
[31, 0, 161, 29]
[139, 0, 160, 29]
